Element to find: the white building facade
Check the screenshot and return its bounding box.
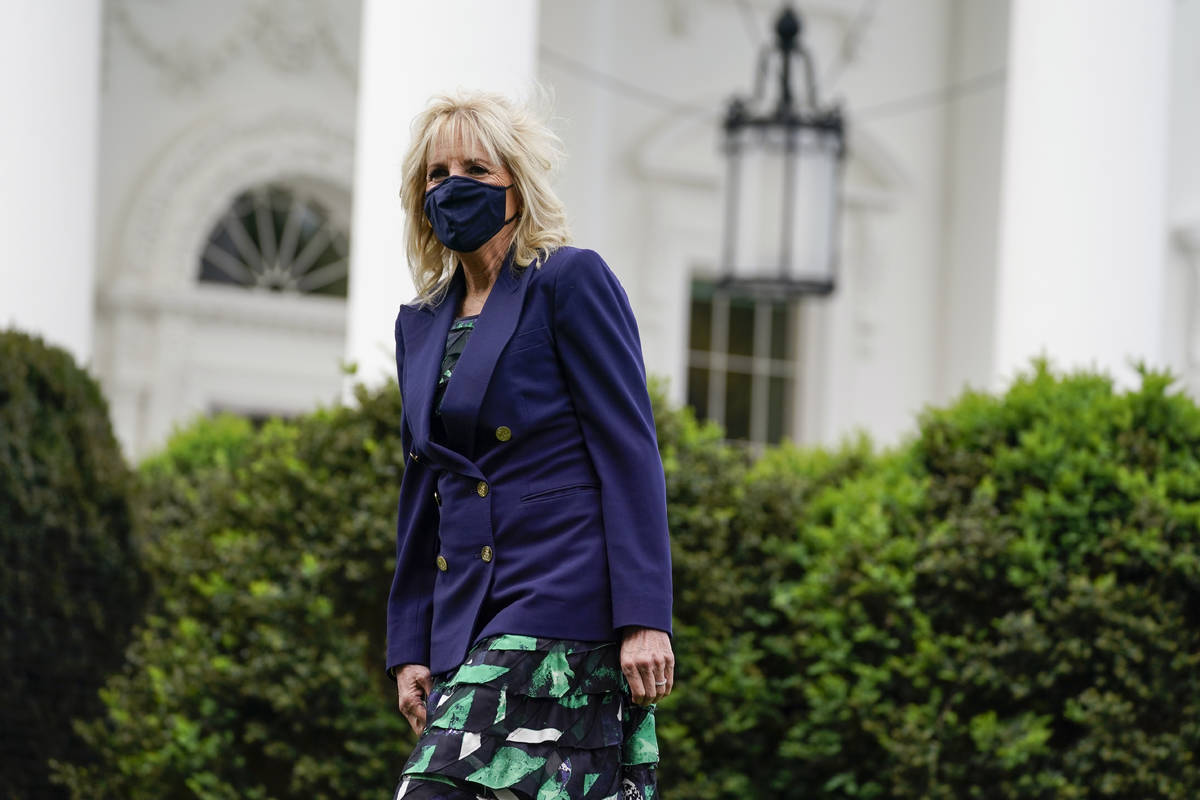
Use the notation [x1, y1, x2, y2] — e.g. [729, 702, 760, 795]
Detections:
[1, 0, 1196, 459]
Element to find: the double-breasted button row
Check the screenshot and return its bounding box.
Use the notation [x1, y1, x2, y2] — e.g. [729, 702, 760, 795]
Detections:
[435, 547, 494, 571]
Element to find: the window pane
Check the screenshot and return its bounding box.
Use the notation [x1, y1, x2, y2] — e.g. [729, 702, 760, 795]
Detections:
[199, 228, 246, 286]
[271, 207, 288, 245]
[767, 375, 789, 443]
[687, 367, 710, 421]
[770, 302, 790, 360]
[689, 296, 712, 352]
[724, 371, 752, 440]
[727, 297, 755, 357]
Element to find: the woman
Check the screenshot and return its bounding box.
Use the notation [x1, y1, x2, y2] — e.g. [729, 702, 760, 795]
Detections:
[386, 90, 675, 800]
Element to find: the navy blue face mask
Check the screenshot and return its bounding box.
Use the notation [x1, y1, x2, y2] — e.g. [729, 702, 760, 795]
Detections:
[423, 175, 517, 252]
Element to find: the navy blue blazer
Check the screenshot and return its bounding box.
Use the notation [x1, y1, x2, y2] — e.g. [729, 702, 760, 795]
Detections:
[386, 246, 673, 676]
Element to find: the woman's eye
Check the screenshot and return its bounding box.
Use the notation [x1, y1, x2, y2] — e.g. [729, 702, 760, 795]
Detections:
[427, 168, 447, 181]
[468, 164, 489, 175]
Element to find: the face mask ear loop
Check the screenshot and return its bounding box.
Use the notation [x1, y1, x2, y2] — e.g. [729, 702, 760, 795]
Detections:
[503, 183, 519, 227]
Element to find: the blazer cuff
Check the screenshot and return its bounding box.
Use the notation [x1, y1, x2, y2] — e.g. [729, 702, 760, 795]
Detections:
[385, 638, 430, 676]
[612, 606, 674, 637]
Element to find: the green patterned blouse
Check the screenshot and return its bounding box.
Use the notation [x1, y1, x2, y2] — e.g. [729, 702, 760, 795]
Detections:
[434, 315, 478, 415]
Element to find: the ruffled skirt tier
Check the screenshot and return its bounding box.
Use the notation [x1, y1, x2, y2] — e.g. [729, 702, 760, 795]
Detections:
[393, 635, 658, 800]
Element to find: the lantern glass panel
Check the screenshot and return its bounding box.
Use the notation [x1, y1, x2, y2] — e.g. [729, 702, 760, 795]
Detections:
[723, 123, 841, 288]
[725, 124, 789, 280]
[787, 128, 841, 287]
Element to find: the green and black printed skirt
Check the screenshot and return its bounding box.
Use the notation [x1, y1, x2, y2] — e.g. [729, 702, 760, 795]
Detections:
[393, 634, 659, 800]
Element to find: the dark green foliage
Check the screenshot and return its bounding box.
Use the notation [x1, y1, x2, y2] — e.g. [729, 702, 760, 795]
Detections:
[0, 329, 147, 800]
[759, 363, 1200, 798]
[55, 362, 1200, 798]
[656, 363, 1200, 797]
[53, 386, 410, 799]
[652, 385, 880, 798]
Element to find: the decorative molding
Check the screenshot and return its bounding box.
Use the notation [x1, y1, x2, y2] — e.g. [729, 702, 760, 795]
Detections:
[109, 0, 358, 91]
[97, 282, 347, 336]
[110, 0, 254, 91]
[95, 108, 355, 460]
[105, 109, 354, 291]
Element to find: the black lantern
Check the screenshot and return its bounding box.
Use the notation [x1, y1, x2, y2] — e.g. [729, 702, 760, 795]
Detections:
[720, 6, 846, 296]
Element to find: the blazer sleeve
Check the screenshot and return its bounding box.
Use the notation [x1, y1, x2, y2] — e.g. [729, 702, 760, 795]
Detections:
[552, 249, 673, 635]
[385, 311, 438, 674]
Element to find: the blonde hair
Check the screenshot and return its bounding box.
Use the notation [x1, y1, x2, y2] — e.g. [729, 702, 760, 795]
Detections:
[400, 89, 572, 305]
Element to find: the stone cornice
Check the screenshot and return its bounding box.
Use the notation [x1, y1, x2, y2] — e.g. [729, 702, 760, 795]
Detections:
[98, 281, 346, 335]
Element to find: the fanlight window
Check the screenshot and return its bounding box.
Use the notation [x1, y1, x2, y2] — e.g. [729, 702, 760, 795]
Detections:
[200, 184, 349, 297]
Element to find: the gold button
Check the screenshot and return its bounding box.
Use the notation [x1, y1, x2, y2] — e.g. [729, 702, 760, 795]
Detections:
[433, 490, 441, 506]
[480, 546, 493, 563]
[476, 481, 489, 498]
[495, 426, 512, 442]
[436, 555, 448, 572]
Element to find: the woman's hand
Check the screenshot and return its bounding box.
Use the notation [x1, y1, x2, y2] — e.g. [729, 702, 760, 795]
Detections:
[620, 627, 675, 706]
[395, 663, 433, 735]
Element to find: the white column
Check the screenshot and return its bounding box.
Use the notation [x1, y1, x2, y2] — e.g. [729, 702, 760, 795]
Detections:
[993, 0, 1172, 387]
[0, 1, 102, 364]
[345, 0, 539, 393]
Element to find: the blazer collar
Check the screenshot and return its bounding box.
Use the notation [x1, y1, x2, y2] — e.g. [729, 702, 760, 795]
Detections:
[398, 251, 532, 467]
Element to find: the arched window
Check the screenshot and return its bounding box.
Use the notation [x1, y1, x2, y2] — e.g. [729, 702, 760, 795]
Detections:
[199, 184, 349, 297]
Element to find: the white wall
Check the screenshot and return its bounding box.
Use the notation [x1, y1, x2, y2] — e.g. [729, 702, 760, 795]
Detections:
[936, 0, 1010, 402]
[0, 1, 102, 363]
[821, 0, 954, 444]
[84, 0, 1200, 456]
[94, 0, 361, 457]
[1167, 0, 1200, 398]
[993, 0, 1171, 388]
[540, 0, 961, 446]
[345, 0, 540, 393]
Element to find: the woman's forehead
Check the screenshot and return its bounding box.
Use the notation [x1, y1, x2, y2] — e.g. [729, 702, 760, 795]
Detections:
[426, 119, 498, 164]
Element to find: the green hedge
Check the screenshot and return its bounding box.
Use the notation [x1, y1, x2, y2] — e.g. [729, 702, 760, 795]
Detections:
[53, 386, 409, 799]
[56, 363, 1200, 798]
[0, 329, 148, 800]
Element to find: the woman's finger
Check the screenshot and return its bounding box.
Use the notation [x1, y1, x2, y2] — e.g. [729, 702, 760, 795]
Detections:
[399, 688, 427, 735]
[652, 663, 670, 703]
[623, 660, 647, 705]
[636, 660, 659, 705]
[407, 702, 427, 736]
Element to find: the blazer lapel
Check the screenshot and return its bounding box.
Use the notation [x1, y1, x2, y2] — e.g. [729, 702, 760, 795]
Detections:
[440, 254, 532, 459]
[398, 286, 454, 448]
[398, 272, 482, 478]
